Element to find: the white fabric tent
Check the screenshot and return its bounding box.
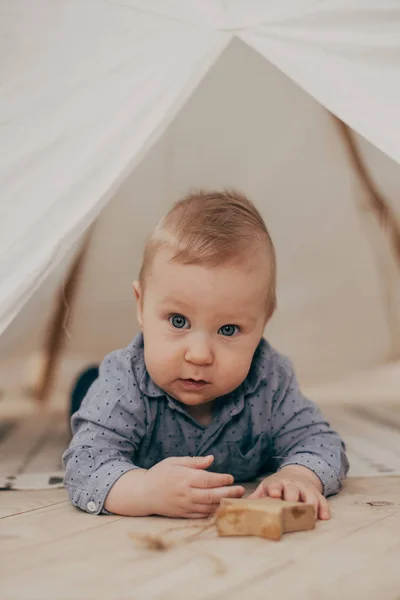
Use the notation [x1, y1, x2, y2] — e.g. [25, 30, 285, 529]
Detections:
[1, 0, 400, 397]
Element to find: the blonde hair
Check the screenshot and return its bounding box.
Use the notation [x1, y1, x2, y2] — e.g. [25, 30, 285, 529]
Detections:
[139, 190, 277, 318]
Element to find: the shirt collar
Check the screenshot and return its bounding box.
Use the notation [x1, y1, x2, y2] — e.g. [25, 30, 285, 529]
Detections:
[241, 337, 269, 395]
[130, 333, 165, 399]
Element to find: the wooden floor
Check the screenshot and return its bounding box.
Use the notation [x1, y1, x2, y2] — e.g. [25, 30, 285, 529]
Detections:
[1, 476, 400, 599]
[1, 397, 400, 598]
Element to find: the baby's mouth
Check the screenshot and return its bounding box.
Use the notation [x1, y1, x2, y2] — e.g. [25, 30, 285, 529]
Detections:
[178, 378, 209, 389]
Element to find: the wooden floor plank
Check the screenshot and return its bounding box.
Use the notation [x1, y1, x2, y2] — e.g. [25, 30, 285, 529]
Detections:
[0, 496, 121, 557]
[228, 511, 400, 600]
[0, 477, 399, 599]
[323, 407, 400, 476]
[0, 489, 67, 519]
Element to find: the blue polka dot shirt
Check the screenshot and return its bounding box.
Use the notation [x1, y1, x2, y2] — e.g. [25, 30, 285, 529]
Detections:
[62, 333, 349, 514]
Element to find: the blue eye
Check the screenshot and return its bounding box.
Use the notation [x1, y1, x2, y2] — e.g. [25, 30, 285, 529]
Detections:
[219, 325, 240, 337]
[169, 314, 189, 329]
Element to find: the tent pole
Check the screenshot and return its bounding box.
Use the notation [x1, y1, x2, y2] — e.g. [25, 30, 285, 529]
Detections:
[333, 116, 400, 357]
[333, 117, 400, 267]
[30, 229, 93, 403]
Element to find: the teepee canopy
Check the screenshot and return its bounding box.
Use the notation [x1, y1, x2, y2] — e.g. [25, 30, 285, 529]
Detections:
[1, 0, 400, 393]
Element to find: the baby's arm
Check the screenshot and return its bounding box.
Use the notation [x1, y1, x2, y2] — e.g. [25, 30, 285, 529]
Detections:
[249, 356, 349, 518]
[62, 349, 147, 515]
[62, 349, 243, 517]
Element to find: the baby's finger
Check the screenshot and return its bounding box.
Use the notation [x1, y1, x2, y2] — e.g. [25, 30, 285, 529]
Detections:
[264, 481, 284, 498]
[281, 482, 301, 502]
[247, 483, 266, 499]
[185, 512, 211, 519]
[189, 503, 220, 515]
[190, 470, 234, 489]
[298, 487, 320, 518]
[192, 485, 245, 505]
[318, 495, 331, 520]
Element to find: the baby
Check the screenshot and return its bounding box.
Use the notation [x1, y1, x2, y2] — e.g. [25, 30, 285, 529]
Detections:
[63, 190, 349, 520]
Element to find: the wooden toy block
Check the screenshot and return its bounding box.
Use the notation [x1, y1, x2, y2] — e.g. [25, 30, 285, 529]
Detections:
[215, 497, 315, 541]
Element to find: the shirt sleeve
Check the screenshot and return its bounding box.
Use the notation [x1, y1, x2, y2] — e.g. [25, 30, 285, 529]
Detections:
[62, 347, 147, 514]
[268, 356, 349, 497]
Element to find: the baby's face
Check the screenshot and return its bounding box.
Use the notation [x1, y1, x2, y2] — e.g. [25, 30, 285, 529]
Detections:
[135, 249, 270, 410]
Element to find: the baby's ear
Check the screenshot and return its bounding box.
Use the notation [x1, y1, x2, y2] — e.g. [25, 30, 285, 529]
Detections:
[132, 281, 143, 329]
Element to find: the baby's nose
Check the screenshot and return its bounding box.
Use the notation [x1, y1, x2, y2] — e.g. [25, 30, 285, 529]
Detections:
[184, 336, 213, 365]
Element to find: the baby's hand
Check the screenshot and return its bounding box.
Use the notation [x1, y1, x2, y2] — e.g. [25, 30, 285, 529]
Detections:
[143, 455, 245, 519]
[248, 464, 330, 520]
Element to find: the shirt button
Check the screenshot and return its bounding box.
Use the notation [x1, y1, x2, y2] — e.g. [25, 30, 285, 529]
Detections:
[87, 501, 97, 513]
